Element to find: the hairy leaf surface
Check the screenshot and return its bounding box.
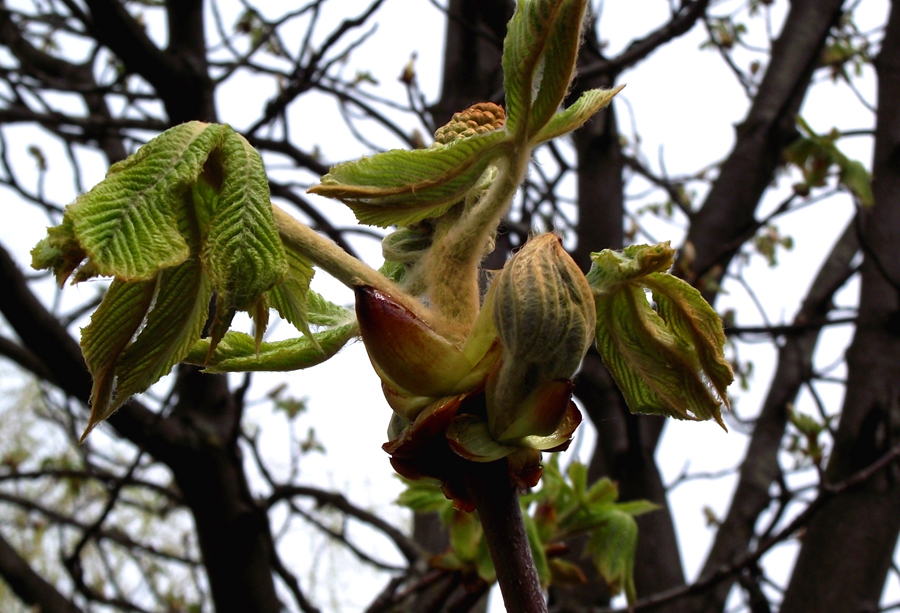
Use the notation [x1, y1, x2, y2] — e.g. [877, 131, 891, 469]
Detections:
[204, 128, 288, 348]
[184, 323, 358, 372]
[588, 243, 731, 428]
[502, 0, 587, 137]
[531, 86, 624, 144]
[308, 130, 508, 227]
[81, 278, 156, 433]
[113, 260, 212, 412]
[68, 122, 224, 280]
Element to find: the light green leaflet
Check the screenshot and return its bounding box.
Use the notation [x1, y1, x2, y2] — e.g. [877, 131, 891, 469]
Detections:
[308, 0, 621, 229]
[503, 0, 585, 138]
[308, 129, 508, 228]
[184, 323, 358, 373]
[79, 260, 212, 440]
[70, 122, 225, 281]
[587, 243, 733, 428]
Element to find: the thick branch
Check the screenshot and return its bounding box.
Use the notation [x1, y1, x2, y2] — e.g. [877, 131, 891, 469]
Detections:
[0, 532, 82, 613]
[462, 459, 547, 613]
[579, 0, 711, 79]
[779, 3, 900, 610]
[682, 0, 846, 298]
[683, 219, 859, 613]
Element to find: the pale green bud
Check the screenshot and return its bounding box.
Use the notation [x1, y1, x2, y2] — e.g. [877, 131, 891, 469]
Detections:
[488, 233, 596, 440]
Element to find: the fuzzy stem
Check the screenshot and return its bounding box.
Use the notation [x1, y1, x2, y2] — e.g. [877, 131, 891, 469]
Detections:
[462, 459, 547, 613]
[272, 205, 437, 325]
[426, 148, 532, 332]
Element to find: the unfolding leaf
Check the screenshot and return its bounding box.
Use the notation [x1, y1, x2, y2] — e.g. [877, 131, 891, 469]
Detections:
[266, 246, 315, 334]
[839, 158, 873, 207]
[526, 0, 590, 136]
[184, 323, 358, 372]
[204, 128, 288, 348]
[308, 130, 507, 228]
[586, 510, 639, 604]
[644, 273, 733, 405]
[80, 259, 211, 439]
[80, 278, 156, 431]
[67, 122, 225, 280]
[395, 478, 452, 514]
[30, 217, 87, 286]
[306, 290, 354, 327]
[531, 86, 624, 144]
[450, 508, 483, 562]
[502, 0, 588, 137]
[588, 243, 732, 427]
[113, 260, 212, 409]
[595, 283, 727, 425]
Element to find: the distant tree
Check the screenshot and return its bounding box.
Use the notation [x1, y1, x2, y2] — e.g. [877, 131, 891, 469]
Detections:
[0, 1, 896, 613]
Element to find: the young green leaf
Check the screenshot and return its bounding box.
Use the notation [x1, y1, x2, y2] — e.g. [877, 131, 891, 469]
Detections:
[644, 274, 733, 405]
[586, 510, 639, 604]
[305, 290, 354, 327]
[526, 0, 589, 137]
[67, 122, 225, 281]
[80, 278, 157, 433]
[112, 260, 212, 414]
[449, 509, 483, 562]
[502, 0, 588, 138]
[395, 478, 452, 514]
[308, 129, 508, 228]
[184, 323, 358, 372]
[587, 243, 732, 428]
[30, 217, 87, 286]
[79, 259, 212, 440]
[203, 128, 288, 349]
[265, 246, 316, 334]
[530, 86, 624, 145]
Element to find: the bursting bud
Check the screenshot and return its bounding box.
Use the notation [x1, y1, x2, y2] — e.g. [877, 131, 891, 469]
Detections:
[488, 233, 596, 441]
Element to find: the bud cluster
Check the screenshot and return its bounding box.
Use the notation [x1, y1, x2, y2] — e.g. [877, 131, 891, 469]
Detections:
[433, 102, 507, 145]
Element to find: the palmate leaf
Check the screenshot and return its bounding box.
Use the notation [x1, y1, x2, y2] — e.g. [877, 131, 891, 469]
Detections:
[308, 129, 508, 228]
[68, 122, 225, 281]
[588, 243, 732, 428]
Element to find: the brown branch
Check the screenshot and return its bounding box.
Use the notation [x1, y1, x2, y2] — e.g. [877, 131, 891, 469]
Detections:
[0, 491, 197, 565]
[681, 0, 847, 296]
[267, 484, 423, 565]
[0, 532, 82, 613]
[579, 0, 711, 79]
[565, 441, 900, 613]
[680, 218, 859, 612]
[462, 459, 546, 613]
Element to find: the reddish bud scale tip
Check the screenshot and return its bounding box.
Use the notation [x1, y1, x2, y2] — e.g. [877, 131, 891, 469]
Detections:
[354, 285, 474, 398]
